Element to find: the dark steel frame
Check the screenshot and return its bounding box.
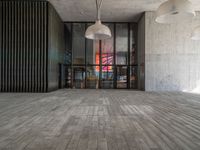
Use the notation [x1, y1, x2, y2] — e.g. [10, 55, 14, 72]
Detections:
[63, 22, 138, 89]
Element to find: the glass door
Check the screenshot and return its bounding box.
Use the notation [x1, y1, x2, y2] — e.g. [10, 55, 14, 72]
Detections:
[86, 66, 99, 89]
[66, 67, 72, 88]
[116, 66, 127, 89]
[101, 66, 114, 89]
[73, 66, 85, 89]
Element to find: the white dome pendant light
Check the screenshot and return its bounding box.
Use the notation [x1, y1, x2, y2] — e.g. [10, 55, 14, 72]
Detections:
[85, 0, 111, 40]
[155, 0, 196, 24]
[191, 26, 200, 40]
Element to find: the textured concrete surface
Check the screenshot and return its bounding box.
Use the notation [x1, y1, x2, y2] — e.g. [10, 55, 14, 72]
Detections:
[48, 0, 200, 22]
[1, 89, 200, 149]
[144, 12, 200, 93]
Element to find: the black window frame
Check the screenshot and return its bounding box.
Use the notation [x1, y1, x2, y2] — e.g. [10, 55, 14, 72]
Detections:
[63, 22, 138, 89]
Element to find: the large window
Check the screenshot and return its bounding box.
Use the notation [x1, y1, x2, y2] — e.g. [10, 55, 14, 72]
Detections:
[102, 23, 114, 65]
[64, 22, 138, 89]
[86, 39, 99, 65]
[64, 24, 72, 64]
[130, 24, 137, 65]
[73, 66, 85, 88]
[116, 66, 127, 88]
[116, 24, 128, 65]
[86, 66, 99, 89]
[72, 23, 85, 65]
[101, 66, 114, 89]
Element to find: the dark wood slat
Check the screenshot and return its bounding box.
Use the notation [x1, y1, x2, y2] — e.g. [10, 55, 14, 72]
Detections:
[13, 1, 17, 92]
[19, 1, 23, 92]
[38, 2, 41, 92]
[16, 1, 20, 92]
[0, 1, 2, 92]
[10, 2, 13, 92]
[22, 2, 25, 92]
[40, 2, 44, 92]
[24, 1, 27, 92]
[44, 2, 47, 92]
[5, 2, 8, 91]
[1, 3, 5, 92]
[32, 2, 35, 92]
[28, 2, 32, 92]
[7, 1, 11, 92]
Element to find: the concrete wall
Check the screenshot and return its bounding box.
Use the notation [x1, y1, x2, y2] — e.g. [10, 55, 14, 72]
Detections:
[144, 12, 200, 93]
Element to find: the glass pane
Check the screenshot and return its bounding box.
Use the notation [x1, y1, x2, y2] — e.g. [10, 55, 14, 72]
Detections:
[116, 24, 128, 65]
[72, 23, 85, 65]
[86, 66, 99, 89]
[101, 66, 114, 88]
[86, 23, 100, 65]
[65, 67, 72, 88]
[73, 66, 85, 88]
[117, 66, 127, 88]
[130, 66, 137, 89]
[101, 23, 114, 65]
[64, 23, 72, 64]
[130, 24, 137, 65]
[86, 40, 99, 65]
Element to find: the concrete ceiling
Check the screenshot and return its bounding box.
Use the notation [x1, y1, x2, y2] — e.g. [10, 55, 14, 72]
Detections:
[48, 0, 200, 22]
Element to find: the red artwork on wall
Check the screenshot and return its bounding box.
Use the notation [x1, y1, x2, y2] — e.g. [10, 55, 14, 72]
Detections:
[95, 53, 113, 72]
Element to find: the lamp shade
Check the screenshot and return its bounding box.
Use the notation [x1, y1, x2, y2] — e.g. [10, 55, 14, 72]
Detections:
[85, 20, 111, 40]
[191, 26, 200, 40]
[156, 0, 196, 24]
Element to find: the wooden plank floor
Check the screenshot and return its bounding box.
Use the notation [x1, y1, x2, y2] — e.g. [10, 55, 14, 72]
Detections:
[0, 89, 200, 150]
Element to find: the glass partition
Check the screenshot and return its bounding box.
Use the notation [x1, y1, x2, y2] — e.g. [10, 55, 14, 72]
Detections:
[65, 67, 72, 88]
[116, 66, 127, 88]
[130, 66, 137, 89]
[86, 39, 99, 65]
[72, 23, 85, 65]
[73, 66, 85, 88]
[65, 22, 138, 89]
[130, 24, 137, 65]
[86, 66, 99, 89]
[116, 24, 128, 65]
[101, 66, 114, 89]
[101, 23, 114, 65]
[64, 23, 72, 64]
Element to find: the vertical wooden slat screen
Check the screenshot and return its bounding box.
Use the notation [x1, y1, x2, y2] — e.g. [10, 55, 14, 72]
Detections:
[0, 1, 48, 92]
[0, 2, 2, 91]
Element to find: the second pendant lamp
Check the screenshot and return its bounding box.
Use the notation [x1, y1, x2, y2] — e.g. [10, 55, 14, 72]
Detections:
[155, 0, 196, 24]
[85, 0, 111, 40]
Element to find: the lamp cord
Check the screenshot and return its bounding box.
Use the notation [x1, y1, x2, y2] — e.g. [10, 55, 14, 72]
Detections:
[96, 0, 103, 20]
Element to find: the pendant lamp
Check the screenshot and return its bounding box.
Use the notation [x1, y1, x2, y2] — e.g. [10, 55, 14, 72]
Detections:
[191, 26, 200, 40]
[155, 0, 196, 24]
[85, 0, 111, 40]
